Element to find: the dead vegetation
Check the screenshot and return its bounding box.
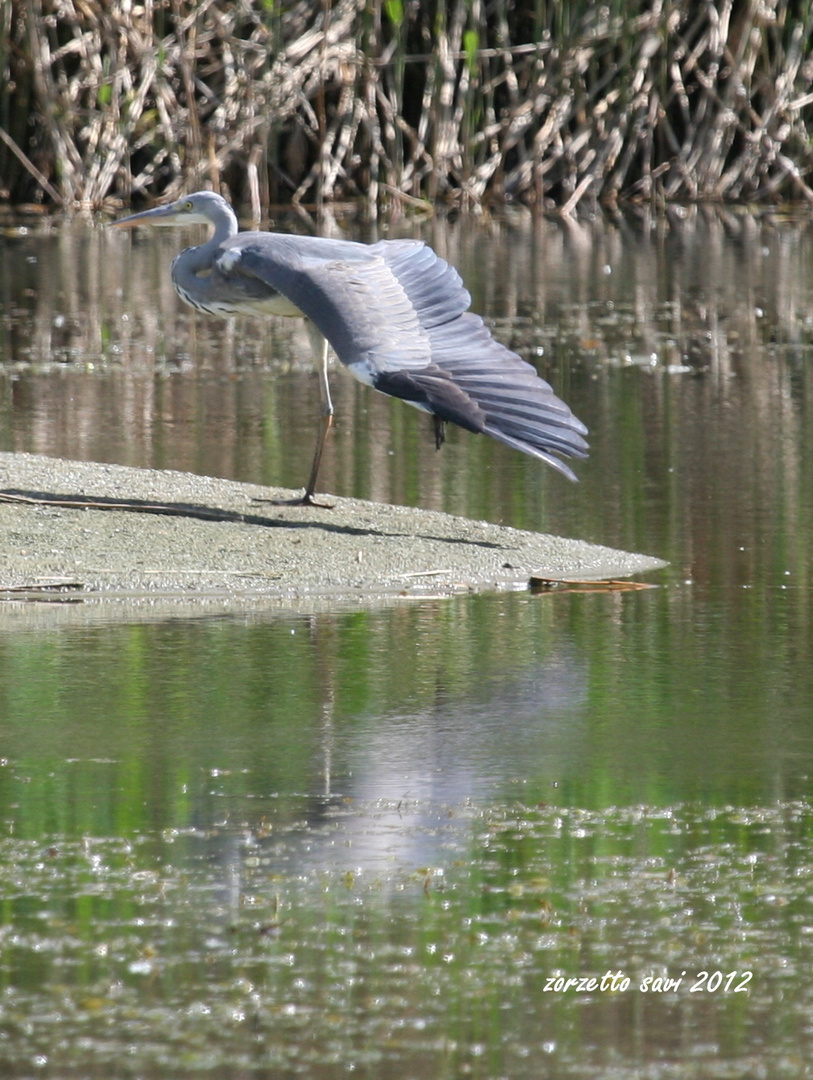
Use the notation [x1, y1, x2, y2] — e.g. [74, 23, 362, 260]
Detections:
[2, 0, 813, 214]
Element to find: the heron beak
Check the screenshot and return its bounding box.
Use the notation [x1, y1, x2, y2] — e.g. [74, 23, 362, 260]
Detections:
[110, 201, 184, 229]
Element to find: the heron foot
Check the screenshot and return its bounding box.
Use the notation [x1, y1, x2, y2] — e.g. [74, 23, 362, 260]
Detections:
[254, 492, 335, 509]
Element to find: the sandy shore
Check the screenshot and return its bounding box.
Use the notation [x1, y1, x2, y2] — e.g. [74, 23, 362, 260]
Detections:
[0, 452, 666, 626]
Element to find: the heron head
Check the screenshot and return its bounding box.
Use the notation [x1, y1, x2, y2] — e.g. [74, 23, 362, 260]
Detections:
[111, 191, 232, 230]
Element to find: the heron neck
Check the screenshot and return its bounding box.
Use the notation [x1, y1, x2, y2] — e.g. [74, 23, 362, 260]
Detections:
[185, 210, 238, 274]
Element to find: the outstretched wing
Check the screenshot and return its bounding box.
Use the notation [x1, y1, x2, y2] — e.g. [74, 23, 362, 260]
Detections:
[217, 233, 432, 372]
[374, 240, 589, 477]
[220, 232, 588, 479]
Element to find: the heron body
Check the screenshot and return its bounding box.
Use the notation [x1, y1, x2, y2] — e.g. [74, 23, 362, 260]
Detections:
[112, 191, 588, 504]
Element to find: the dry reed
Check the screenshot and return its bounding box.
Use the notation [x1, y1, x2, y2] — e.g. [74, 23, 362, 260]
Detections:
[2, 0, 812, 214]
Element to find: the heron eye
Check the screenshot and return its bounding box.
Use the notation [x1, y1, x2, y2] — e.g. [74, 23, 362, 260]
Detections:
[185, 201, 193, 210]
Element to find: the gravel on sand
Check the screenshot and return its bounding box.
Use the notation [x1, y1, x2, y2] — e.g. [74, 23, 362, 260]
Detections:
[0, 452, 666, 626]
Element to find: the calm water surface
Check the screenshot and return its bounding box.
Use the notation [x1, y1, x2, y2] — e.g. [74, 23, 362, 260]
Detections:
[1, 207, 813, 1077]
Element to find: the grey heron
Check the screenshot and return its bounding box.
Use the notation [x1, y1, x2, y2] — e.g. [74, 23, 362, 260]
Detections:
[112, 191, 588, 505]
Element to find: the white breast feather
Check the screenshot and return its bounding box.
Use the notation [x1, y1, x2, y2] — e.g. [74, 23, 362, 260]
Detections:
[217, 248, 242, 274]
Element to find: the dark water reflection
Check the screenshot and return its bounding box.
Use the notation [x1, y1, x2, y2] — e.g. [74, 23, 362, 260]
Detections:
[2, 207, 813, 1076]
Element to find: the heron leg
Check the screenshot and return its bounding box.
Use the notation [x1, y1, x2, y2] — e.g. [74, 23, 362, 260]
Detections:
[303, 325, 334, 500]
[268, 324, 334, 508]
[433, 415, 447, 449]
[299, 411, 333, 506]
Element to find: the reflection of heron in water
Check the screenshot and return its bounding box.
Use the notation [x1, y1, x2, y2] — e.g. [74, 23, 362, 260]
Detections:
[113, 191, 589, 505]
[195, 651, 587, 895]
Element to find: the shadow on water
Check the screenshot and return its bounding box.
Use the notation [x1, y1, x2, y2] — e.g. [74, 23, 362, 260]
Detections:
[2, 207, 813, 1076]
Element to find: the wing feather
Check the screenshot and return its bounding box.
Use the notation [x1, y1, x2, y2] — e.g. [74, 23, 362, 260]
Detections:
[219, 231, 588, 477]
[375, 247, 589, 473]
[220, 234, 431, 372]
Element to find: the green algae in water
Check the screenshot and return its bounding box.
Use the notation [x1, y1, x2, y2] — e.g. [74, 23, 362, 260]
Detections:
[0, 798, 811, 1078]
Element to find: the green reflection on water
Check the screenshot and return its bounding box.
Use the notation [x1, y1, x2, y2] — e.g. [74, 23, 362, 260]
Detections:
[2, 589, 813, 837]
[0, 591, 811, 1074]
